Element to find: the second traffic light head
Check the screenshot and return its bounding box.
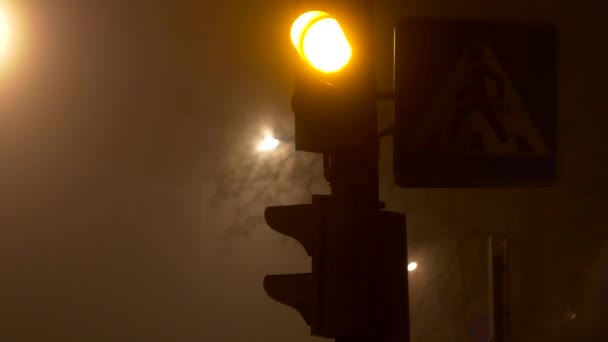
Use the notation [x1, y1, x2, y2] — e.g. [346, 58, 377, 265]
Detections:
[291, 11, 352, 74]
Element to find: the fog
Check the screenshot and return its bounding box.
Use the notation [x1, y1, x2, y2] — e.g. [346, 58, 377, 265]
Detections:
[0, 0, 606, 341]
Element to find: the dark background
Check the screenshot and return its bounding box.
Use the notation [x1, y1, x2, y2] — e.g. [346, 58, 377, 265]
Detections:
[0, 0, 606, 341]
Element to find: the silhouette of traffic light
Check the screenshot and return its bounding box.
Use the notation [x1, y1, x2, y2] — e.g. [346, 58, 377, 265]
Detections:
[263, 195, 409, 339]
[265, 1, 410, 340]
[262, 203, 319, 327]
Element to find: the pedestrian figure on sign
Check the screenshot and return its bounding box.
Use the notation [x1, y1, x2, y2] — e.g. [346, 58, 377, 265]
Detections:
[449, 47, 509, 144]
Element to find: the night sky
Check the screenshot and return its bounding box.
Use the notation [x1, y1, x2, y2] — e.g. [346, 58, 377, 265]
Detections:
[0, 0, 607, 341]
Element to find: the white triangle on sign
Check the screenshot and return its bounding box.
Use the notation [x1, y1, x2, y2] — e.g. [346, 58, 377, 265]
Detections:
[404, 43, 550, 156]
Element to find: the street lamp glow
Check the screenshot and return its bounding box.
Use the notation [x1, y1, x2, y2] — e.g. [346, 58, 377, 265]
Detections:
[291, 11, 352, 73]
[407, 262, 418, 272]
[0, 7, 10, 63]
[258, 136, 280, 152]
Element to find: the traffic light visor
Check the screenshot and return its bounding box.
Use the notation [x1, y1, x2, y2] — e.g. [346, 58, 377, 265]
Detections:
[291, 11, 352, 73]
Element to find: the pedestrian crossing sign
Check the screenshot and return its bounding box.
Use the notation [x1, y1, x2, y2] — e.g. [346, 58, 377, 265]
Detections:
[409, 43, 550, 157]
[393, 17, 557, 187]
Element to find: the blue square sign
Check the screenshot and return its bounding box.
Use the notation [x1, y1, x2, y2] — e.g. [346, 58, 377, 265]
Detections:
[393, 17, 557, 187]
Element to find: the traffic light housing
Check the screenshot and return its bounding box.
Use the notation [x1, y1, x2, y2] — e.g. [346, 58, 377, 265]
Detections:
[266, 1, 409, 339]
[263, 202, 319, 328]
[290, 0, 376, 153]
[264, 195, 409, 339]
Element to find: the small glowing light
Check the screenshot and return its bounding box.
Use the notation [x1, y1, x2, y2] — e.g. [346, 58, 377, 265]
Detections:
[407, 262, 418, 272]
[258, 136, 280, 152]
[0, 7, 10, 63]
[291, 11, 352, 73]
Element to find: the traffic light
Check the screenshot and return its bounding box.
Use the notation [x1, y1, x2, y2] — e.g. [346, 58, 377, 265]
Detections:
[264, 195, 409, 339]
[291, 11, 352, 74]
[290, 1, 376, 153]
[264, 1, 409, 340]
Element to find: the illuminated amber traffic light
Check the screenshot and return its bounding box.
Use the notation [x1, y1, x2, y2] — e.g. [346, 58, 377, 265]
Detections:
[289, 3, 376, 153]
[291, 11, 352, 73]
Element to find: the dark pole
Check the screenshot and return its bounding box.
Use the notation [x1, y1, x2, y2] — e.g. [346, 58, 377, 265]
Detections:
[326, 141, 379, 200]
[325, 0, 378, 203]
[325, 2, 408, 341]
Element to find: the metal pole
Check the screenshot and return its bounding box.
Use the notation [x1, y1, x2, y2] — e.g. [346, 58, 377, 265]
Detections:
[326, 2, 409, 340]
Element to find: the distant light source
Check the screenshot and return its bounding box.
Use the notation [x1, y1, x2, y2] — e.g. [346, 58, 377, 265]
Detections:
[407, 262, 418, 272]
[0, 7, 11, 64]
[258, 136, 280, 152]
[291, 11, 352, 73]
